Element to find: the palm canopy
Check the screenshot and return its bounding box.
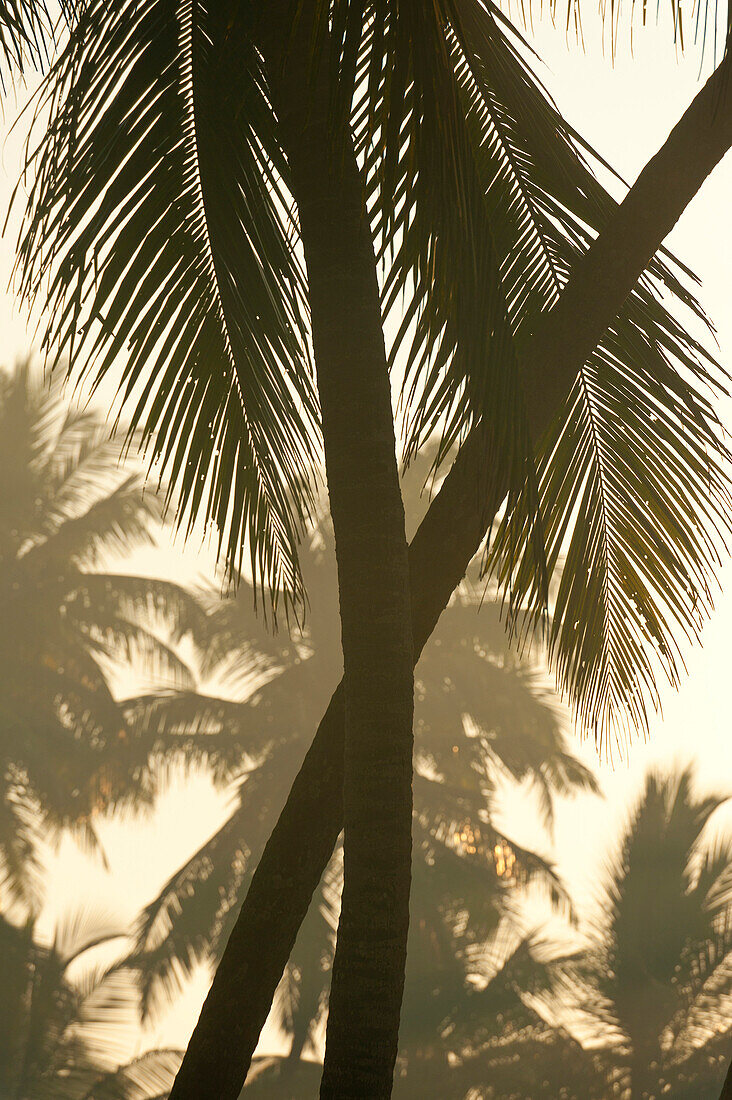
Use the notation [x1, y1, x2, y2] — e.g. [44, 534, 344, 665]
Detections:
[230, 766, 732, 1099]
[0, 361, 208, 905]
[10, 0, 730, 742]
[574, 766, 732, 1097]
[0, 903, 183, 1100]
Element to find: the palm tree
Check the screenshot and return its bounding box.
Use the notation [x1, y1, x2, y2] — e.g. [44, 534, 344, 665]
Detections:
[0, 904, 183, 1099]
[8, 0, 732, 1092]
[0, 361, 207, 905]
[393, 927, 606, 1100]
[572, 767, 732, 1099]
[162, 42, 732, 1091]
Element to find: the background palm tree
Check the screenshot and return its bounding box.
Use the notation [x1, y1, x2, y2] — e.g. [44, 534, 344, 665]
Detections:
[0, 361, 207, 906]
[0, 904, 182, 1099]
[126, 463, 598, 1078]
[571, 767, 732, 1099]
[235, 766, 732, 1099]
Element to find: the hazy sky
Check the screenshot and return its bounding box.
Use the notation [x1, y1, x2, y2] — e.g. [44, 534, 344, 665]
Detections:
[2, 9, 732, 1058]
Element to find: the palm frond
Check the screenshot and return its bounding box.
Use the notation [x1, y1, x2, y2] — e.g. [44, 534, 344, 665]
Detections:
[131, 803, 253, 1018]
[65, 573, 209, 647]
[453, 930, 567, 1039]
[580, 766, 732, 1071]
[122, 690, 272, 782]
[495, 322, 731, 746]
[499, 0, 728, 57]
[326, 0, 730, 742]
[450, 4, 731, 744]
[80, 1050, 183, 1100]
[0, 0, 57, 83]
[0, 783, 42, 907]
[343, 0, 549, 590]
[18, 475, 160, 569]
[16, 0, 321, 618]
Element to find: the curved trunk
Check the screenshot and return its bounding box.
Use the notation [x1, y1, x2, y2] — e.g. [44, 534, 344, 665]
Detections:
[170, 41, 732, 1100]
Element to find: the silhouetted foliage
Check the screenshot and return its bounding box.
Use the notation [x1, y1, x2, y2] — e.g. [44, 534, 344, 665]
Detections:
[12, 0, 732, 737]
[0, 0, 728, 1086]
[230, 766, 732, 1098]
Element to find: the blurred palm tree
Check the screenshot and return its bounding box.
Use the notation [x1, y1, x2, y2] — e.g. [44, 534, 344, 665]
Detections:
[572, 767, 732, 1099]
[233, 766, 732, 1099]
[129, 462, 598, 1071]
[0, 362, 207, 906]
[0, 904, 182, 1099]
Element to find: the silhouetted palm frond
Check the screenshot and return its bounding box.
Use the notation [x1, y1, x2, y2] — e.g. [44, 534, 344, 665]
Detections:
[315, 0, 732, 744]
[0, 0, 59, 83]
[16, 1, 730, 745]
[16, 0, 320, 618]
[0, 905, 182, 1100]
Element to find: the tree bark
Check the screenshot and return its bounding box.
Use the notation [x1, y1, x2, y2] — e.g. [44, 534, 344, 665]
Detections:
[169, 42, 732, 1100]
[281, 108, 413, 1100]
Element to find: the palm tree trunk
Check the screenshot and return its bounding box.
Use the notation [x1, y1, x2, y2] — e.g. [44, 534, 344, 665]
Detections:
[279, 135, 412, 1100]
[169, 39, 732, 1100]
[266, 8, 413, 1097]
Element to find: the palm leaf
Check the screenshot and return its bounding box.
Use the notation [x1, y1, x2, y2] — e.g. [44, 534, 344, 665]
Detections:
[323, 0, 730, 742]
[130, 785, 264, 1018]
[18, 475, 160, 568]
[16, 0, 320, 618]
[579, 767, 732, 1072]
[0, 0, 57, 83]
[122, 689, 273, 782]
[65, 573, 209, 647]
[80, 1050, 183, 1100]
[0, 782, 42, 906]
[343, 0, 549, 587]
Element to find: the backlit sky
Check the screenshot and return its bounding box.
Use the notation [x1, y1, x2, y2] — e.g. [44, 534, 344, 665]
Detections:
[1, 8, 731, 1057]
